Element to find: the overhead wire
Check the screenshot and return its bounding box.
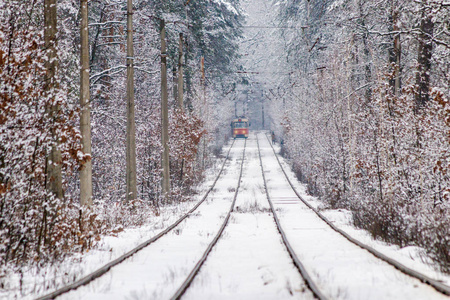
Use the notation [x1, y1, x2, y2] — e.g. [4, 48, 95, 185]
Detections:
[242, 25, 307, 29]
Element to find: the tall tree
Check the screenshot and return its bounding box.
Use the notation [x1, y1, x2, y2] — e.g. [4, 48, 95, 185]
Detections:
[126, 0, 137, 201]
[388, 0, 401, 96]
[44, 0, 63, 199]
[415, 0, 434, 110]
[80, 0, 93, 206]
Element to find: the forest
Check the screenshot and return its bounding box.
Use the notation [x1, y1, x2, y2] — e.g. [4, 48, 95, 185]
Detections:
[0, 0, 243, 280]
[0, 0, 449, 293]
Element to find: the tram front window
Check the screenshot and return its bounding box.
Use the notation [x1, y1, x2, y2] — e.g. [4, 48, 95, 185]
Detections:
[234, 122, 247, 128]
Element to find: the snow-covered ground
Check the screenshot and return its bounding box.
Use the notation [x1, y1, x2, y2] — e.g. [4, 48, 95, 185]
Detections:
[1, 141, 234, 300]
[182, 134, 313, 299]
[4, 132, 450, 300]
[56, 139, 246, 299]
[57, 136, 315, 299]
[1, 202, 204, 300]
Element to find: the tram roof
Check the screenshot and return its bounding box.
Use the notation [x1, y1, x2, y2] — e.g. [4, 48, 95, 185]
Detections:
[232, 117, 249, 122]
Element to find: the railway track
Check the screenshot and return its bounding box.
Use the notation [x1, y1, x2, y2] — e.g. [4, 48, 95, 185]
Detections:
[256, 134, 327, 300]
[36, 139, 243, 300]
[256, 131, 450, 298]
[170, 139, 246, 299]
[169, 136, 314, 300]
[177, 132, 449, 299]
[36, 132, 450, 299]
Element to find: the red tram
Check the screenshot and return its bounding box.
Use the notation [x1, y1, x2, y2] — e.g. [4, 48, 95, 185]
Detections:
[231, 117, 249, 139]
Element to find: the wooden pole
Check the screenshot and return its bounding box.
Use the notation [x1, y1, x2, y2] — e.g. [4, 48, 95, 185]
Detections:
[126, 0, 137, 201]
[201, 57, 206, 169]
[161, 19, 170, 201]
[80, 0, 93, 206]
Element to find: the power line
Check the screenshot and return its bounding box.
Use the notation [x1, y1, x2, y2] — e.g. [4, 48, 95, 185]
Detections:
[242, 25, 308, 29]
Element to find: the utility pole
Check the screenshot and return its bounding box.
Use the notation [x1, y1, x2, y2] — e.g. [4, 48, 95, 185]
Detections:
[177, 33, 184, 110]
[305, 0, 311, 47]
[161, 19, 170, 201]
[173, 66, 178, 105]
[178, 33, 185, 183]
[244, 92, 248, 116]
[126, 0, 137, 201]
[201, 57, 207, 169]
[201, 57, 205, 92]
[80, 0, 93, 206]
[262, 101, 265, 129]
[44, 0, 63, 200]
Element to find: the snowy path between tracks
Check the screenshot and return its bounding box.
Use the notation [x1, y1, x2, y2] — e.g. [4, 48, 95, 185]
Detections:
[6, 132, 449, 300]
[181, 135, 314, 299]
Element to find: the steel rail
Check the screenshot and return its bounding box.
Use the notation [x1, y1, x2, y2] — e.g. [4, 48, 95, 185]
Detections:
[171, 139, 247, 300]
[256, 134, 328, 300]
[263, 132, 450, 296]
[36, 140, 237, 300]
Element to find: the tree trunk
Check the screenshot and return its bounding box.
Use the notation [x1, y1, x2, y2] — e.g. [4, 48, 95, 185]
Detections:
[161, 19, 170, 201]
[388, 1, 401, 96]
[415, 3, 434, 110]
[178, 33, 184, 110]
[44, 0, 63, 200]
[126, 0, 137, 201]
[357, 0, 372, 102]
[80, 0, 93, 206]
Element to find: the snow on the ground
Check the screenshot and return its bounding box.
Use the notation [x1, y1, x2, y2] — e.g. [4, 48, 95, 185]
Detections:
[2, 203, 197, 300]
[183, 135, 313, 299]
[57, 139, 247, 299]
[1, 142, 233, 300]
[320, 209, 450, 287]
[5, 133, 450, 300]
